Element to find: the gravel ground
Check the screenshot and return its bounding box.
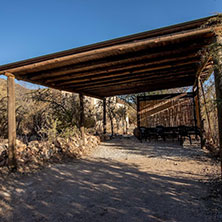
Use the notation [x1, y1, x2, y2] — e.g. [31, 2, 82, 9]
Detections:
[0, 136, 221, 222]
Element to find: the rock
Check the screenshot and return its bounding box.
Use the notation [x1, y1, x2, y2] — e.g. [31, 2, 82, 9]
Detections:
[0, 134, 100, 172]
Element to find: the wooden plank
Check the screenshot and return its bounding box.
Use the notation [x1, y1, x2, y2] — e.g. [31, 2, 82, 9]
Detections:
[6, 75, 103, 99]
[56, 57, 198, 87]
[91, 78, 194, 97]
[79, 93, 85, 146]
[64, 71, 195, 93]
[5, 73, 17, 171]
[63, 67, 194, 86]
[55, 65, 196, 89]
[30, 46, 201, 81]
[139, 93, 187, 115]
[75, 72, 195, 92]
[138, 92, 194, 101]
[103, 98, 107, 134]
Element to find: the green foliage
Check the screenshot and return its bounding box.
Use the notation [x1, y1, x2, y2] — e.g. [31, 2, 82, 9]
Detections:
[38, 117, 59, 142]
[60, 126, 80, 139]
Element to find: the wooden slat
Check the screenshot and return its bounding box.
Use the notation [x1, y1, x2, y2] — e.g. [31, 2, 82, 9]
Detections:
[55, 67, 194, 87]
[60, 68, 195, 90]
[138, 92, 194, 101]
[43, 58, 198, 87]
[139, 93, 187, 115]
[28, 42, 204, 81]
[66, 69, 195, 92]
[54, 55, 198, 86]
[85, 77, 195, 97]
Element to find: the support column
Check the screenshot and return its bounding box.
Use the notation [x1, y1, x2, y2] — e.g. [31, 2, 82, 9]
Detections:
[192, 90, 198, 139]
[192, 90, 198, 128]
[137, 96, 140, 128]
[213, 35, 222, 177]
[6, 73, 17, 170]
[79, 93, 85, 146]
[197, 77, 205, 149]
[103, 98, 106, 134]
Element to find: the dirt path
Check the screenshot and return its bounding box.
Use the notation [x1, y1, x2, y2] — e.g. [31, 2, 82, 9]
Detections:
[0, 137, 221, 222]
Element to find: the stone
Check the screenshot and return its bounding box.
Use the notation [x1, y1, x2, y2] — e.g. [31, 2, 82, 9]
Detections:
[0, 134, 100, 172]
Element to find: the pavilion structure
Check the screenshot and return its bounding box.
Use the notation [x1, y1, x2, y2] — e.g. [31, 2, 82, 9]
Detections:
[0, 15, 221, 174]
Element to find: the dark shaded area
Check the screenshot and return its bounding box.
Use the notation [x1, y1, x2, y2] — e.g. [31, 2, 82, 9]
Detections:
[0, 156, 214, 222]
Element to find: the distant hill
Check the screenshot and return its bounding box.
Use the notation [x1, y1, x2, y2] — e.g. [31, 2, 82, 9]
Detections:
[0, 78, 31, 98]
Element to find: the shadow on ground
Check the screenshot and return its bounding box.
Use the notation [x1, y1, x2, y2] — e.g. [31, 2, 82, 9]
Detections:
[103, 136, 208, 162]
[0, 156, 214, 222]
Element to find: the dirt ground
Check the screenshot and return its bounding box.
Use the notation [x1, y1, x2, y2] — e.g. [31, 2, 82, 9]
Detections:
[0, 136, 221, 222]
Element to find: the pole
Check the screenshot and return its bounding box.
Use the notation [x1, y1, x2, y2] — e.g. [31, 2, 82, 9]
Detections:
[103, 98, 106, 134]
[79, 93, 85, 146]
[197, 76, 205, 149]
[6, 73, 17, 171]
[137, 96, 140, 128]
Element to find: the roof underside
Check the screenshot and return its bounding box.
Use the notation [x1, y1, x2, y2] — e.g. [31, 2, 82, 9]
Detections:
[0, 15, 221, 99]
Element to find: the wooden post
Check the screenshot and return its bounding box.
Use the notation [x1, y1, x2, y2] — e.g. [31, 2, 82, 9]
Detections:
[79, 93, 85, 146]
[197, 77, 205, 148]
[103, 98, 106, 134]
[192, 90, 197, 126]
[213, 35, 222, 177]
[137, 96, 140, 128]
[192, 89, 198, 139]
[6, 73, 17, 170]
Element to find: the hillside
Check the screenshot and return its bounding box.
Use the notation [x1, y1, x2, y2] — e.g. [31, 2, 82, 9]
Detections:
[0, 78, 31, 98]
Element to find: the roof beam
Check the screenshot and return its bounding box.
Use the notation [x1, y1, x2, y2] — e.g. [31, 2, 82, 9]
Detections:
[57, 67, 196, 89]
[25, 41, 206, 81]
[90, 78, 194, 97]
[53, 54, 198, 86]
[1, 27, 214, 75]
[62, 68, 195, 91]
[68, 74, 194, 93]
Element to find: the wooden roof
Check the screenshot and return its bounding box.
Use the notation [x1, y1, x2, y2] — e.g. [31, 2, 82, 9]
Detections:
[0, 15, 221, 99]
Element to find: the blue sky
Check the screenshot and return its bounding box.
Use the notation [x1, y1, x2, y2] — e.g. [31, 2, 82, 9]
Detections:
[0, 0, 221, 66]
